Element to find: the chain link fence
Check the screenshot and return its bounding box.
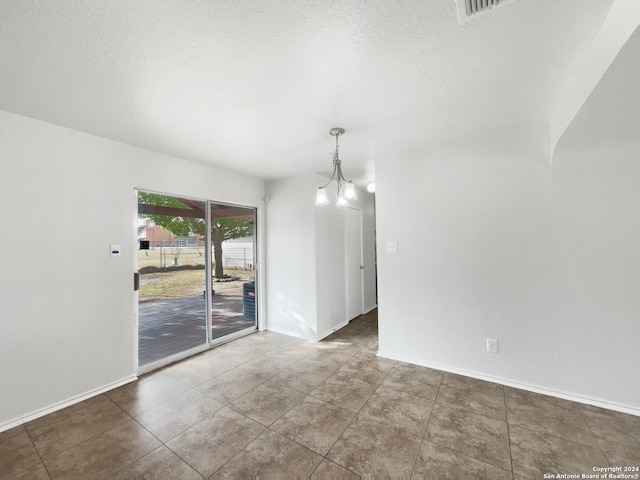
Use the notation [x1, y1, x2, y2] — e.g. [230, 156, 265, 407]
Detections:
[137, 240, 254, 270]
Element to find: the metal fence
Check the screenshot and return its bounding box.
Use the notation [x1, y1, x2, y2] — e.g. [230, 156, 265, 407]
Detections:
[137, 240, 254, 270]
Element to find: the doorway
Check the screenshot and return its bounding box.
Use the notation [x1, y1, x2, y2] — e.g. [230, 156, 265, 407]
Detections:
[346, 207, 364, 321]
[136, 191, 257, 369]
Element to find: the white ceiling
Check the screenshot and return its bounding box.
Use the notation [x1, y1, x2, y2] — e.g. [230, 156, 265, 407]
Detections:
[0, 0, 617, 185]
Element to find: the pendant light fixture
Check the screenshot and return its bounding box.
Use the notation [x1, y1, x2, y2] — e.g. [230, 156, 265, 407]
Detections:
[315, 127, 357, 207]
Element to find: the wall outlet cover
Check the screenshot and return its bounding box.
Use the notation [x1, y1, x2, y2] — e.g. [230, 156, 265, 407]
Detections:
[487, 338, 498, 353]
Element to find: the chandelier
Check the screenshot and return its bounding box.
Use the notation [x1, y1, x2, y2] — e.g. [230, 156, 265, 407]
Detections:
[315, 127, 357, 207]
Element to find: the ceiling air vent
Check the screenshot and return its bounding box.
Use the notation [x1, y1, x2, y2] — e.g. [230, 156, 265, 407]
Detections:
[455, 0, 510, 23]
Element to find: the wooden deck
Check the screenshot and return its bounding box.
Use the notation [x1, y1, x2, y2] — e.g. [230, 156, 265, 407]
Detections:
[138, 290, 255, 366]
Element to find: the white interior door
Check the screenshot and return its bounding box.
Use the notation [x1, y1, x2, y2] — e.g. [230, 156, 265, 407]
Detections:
[346, 207, 364, 321]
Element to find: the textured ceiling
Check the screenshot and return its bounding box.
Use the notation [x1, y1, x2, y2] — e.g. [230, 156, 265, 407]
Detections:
[0, 0, 617, 185]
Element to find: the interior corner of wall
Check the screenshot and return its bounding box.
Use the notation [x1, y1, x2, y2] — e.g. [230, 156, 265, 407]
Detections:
[550, 1, 640, 169]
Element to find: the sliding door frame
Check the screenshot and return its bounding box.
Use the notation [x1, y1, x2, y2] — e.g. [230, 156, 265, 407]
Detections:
[209, 200, 258, 347]
[134, 188, 258, 375]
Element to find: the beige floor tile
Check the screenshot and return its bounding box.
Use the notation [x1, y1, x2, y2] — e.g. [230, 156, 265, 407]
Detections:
[311, 459, 361, 479]
[332, 362, 389, 388]
[230, 379, 305, 426]
[437, 374, 506, 420]
[580, 404, 640, 449]
[327, 415, 422, 478]
[239, 348, 304, 371]
[307, 351, 351, 368]
[0, 426, 49, 480]
[195, 364, 275, 404]
[44, 417, 161, 480]
[135, 389, 223, 442]
[360, 384, 434, 437]
[242, 330, 299, 351]
[381, 362, 443, 400]
[210, 342, 265, 366]
[506, 386, 581, 411]
[601, 441, 640, 466]
[413, 441, 513, 480]
[348, 351, 396, 373]
[108, 445, 202, 479]
[271, 396, 356, 456]
[270, 358, 342, 394]
[442, 373, 504, 393]
[166, 406, 264, 477]
[105, 373, 191, 416]
[310, 373, 377, 413]
[210, 429, 322, 478]
[264, 338, 321, 362]
[510, 424, 608, 479]
[506, 387, 598, 447]
[300, 343, 359, 365]
[327, 336, 372, 353]
[233, 354, 285, 378]
[25, 394, 129, 460]
[426, 402, 511, 471]
[161, 353, 237, 387]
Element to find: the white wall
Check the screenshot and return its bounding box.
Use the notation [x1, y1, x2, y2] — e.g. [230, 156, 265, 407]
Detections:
[314, 200, 348, 338]
[263, 175, 319, 339]
[375, 143, 640, 413]
[0, 110, 265, 429]
[265, 174, 377, 341]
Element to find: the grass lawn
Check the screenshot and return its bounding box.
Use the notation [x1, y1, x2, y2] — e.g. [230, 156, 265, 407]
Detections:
[139, 268, 254, 302]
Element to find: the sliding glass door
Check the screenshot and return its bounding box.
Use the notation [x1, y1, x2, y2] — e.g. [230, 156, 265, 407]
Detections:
[136, 191, 257, 368]
[210, 202, 257, 342]
[137, 192, 209, 366]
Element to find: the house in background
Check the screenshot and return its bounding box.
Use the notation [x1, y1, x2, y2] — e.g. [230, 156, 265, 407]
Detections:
[0, 0, 638, 431]
[137, 219, 177, 245]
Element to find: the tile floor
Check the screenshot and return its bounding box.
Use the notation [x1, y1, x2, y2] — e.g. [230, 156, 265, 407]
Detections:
[1, 310, 639, 479]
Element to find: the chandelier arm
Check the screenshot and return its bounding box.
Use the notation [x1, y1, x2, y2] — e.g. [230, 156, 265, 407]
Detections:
[321, 183, 339, 195]
[320, 163, 339, 189]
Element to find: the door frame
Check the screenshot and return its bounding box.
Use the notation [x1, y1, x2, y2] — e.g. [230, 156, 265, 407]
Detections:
[345, 207, 365, 321]
[134, 188, 259, 375]
[209, 199, 258, 347]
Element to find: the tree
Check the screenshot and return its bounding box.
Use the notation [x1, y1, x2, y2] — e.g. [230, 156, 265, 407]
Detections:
[210, 218, 253, 278]
[138, 192, 253, 278]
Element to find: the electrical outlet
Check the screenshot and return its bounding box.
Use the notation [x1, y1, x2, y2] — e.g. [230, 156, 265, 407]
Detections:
[486, 338, 498, 353]
[279, 305, 285, 315]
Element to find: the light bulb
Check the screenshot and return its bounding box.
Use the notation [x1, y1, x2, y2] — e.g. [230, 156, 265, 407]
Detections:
[366, 182, 375, 193]
[315, 187, 329, 205]
[344, 181, 357, 199]
[336, 195, 349, 207]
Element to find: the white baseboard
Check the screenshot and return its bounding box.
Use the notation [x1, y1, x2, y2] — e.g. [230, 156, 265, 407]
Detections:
[316, 320, 349, 341]
[377, 350, 640, 417]
[0, 375, 138, 433]
[363, 304, 378, 314]
[266, 325, 314, 341]
[266, 320, 350, 343]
